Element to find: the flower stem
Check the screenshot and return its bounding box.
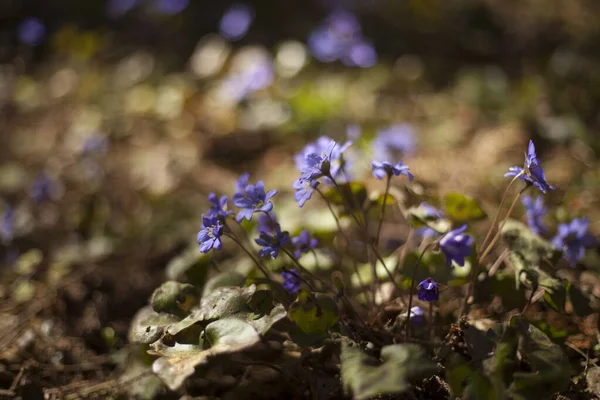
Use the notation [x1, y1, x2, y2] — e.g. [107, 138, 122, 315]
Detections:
[375, 175, 392, 248]
[479, 172, 523, 254]
[315, 187, 348, 242]
[428, 302, 434, 342]
[405, 242, 436, 340]
[282, 247, 327, 292]
[223, 232, 271, 280]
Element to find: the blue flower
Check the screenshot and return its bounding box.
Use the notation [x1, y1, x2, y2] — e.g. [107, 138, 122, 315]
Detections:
[409, 306, 424, 325]
[521, 195, 547, 235]
[219, 55, 274, 102]
[255, 224, 289, 259]
[415, 203, 444, 238]
[291, 229, 318, 259]
[233, 180, 277, 222]
[552, 217, 596, 267]
[371, 161, 413, 181]
[299, 140, 352, 183]
[417, 278, 439, 301]
[292, 179, 319, 207]
[294, 136, 332, 172]
[372, 124, 416, 162]
[152, 0, 189, 15]
[219, 3, 254, 41]
[197, 214, 224, 253]
[18, 17, 45, 46]
[235, 172, 250, 195]
[207, 193, 234, 218]
[439, 225, 473, 267]
[504, 140, 555, 193]
[282, 269, 301, 294]
[30, 173, 55, 204]
[256, 211, 278, 234]
[0, 207, 15, 244]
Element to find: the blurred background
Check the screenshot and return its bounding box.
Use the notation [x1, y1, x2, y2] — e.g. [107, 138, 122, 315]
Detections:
[1, 0, 600, 395]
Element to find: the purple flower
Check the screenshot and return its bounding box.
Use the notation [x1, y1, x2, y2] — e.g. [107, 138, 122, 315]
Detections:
[219, 3, 254, 41]
[293, 179, 319, 207]
[294, 136, 334, 172]
[30, 173, 55, 204]
[207, 193, 234, 218]
[235, 172, 250, 195]
[372, 124, 416, 162]
[233, 180, 277, 222]
[371, 161, 413, 181]
[417, 278, 439, 302]
[521, 195, 547, 235]
[299, 140, 352, 183]
[439, 225, 473, 267]
[552, 217, 596, 267]
[18, 17, 46, 46]
[409, 306, 424, 325]
[255, 224, 289, 259]
[220, 57, 273, 101]
[291, 229, 318, 259]
[152, 0, 189, 15]
[504, 140, 555, 193]
[282, 269, 301, 294]
[197, 214, 224, 253]
[342, 39, 377, 68]
[346, 124, 361, 141]
[415, 203, 444, 238]
[0, 207, 15, 244]
[256, 211, 278, 234]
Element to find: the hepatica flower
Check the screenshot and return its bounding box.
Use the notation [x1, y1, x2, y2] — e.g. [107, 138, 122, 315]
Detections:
[255, 224, 289, 259]
[219, 3, 254, 41]
[235, 172, 250, 194]
[18, 17, 46, 46]
[30, 173, 56, 204]
[282, 269, 301, 294]
[291, 229, 318, 259]
[233, 180, 277, 222]
[416, 203, 444, 238]
[371, 161, 413, 181]
[521, 195, 548, 235]
[417, 278, 439, 301]
[298, 139, 352, 183]
[439, 225, 473, 267]
[372, 124, 416, 162]
[256, 211, 278, 234]
[504, 140, 555, 193]
[552, 217, 596, 267]
[409, 306, 424, 325]
[197, 214, 224, 253]
[207, 193, 234, 218]
[292, 179, 319, 207]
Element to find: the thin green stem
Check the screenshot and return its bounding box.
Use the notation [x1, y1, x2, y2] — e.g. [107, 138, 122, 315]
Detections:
[315, 187, 348, 242]
[479, 172, 523, 253]
[223, 232, 271, 280]
[375, 175, 392, 248]
[405, 242, 437, 340]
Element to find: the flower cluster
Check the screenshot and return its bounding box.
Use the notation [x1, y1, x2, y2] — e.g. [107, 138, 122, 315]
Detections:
[439, 225, 473, 267]
[552, 217, 596, 267]
[505, 140, 555, 193]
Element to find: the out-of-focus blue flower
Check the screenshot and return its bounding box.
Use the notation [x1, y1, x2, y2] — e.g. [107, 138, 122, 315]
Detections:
[504, 140, 555, 194]
[307, 10, 376, 68]
[342, 39, 377, 68]
[233, 180, 277, 222]
[409, 306, 424, 325]
[219, 3, 254, 41]
[197, 214, 224, 253]
[415, 203, 444, 238]
[220, 57, 274, 102]
[106, 0, 140, 18]
[30, 173, 56, 204]
[256, 210, 277, 234]
[417, 278, 439, 301]
[521, 195, 547, 235]
[292, 179, 319, 207]
[439, 225, 473, 267]
[0, 207, 15, 244]
[18, 17, 46, 46]
[152, 0, 189, 15]
[294, 136, 334, 172]
[235, 172, 250, 195]
[552, 217, 596, 267]
[346, 124, 361, 141]
[282, 269, 301, 294]
[291, 229, 318, 259]
[371, 161, 413, 181]
[299, 140, 352, 183]
[255, 223, 289, 259]
[372, 124, 416, 162]
[207, 193, 234, 218]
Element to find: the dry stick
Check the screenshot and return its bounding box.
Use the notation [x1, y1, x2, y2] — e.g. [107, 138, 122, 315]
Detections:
[405, 242, 437, 340]
[479, 172, 523, 253]
[223, 232, 271, 280]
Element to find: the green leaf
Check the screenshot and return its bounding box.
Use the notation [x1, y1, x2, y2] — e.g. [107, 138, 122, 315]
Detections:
[203, 271, 246, 295]
[288, 291, 339, 334]
[129, 306, 180, 344]
[341, 342, 437, 400]
[204, 318, 260, 347]
[443, 193, 486, 223]
[150, 281, 199, 316]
